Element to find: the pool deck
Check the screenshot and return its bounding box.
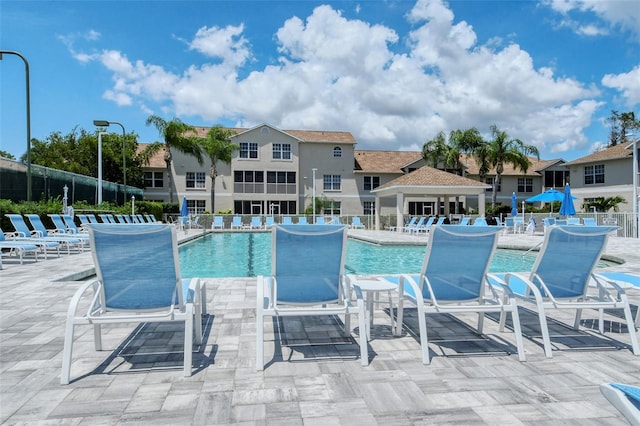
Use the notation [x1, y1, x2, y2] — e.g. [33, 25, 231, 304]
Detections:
[1, 228, 639, 424]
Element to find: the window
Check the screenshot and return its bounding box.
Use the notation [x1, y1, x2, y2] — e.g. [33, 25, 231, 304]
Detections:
[186, 200, 206, 214]
[323, 201, 341, 215]
[239, 142, 258, 159]
[517, 178, 533, 193]
[267, 200, 296, 215]
[323, 174, 341, 191]
[186, 172, 206, 189]
[364, 176, 380, 191]
[584, 164, 605, 185]
[485, 177, 501, 192]
[272, 143, 291, 160]
[364, 201, 375, 215]
[544, 170, 569, 188]
[234, 170, 264, 193]
[266, 171, 296, 194]
[234, 200, 264, 215]
[333, 147, 342, 157]
[144, 171, 163, 188]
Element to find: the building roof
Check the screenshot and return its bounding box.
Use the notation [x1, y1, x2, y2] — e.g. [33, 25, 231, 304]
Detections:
[137, 144, 167, 168]
[564, 143, 632, 165]
[376, 166, 489, 190]
[191, 125, 356, 144]
[354, 150, 422, 173]
[461, 154, 552, 176]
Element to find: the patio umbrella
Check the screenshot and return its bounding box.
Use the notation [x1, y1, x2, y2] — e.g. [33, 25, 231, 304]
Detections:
[559, 183, 576, 216]
[526, 188, 565, 215]
[511, 192, 518, 216]
[180, 196, 188, 217]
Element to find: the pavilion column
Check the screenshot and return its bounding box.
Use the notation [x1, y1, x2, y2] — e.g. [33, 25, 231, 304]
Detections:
[478, 193, 486, 217]
[443, 195, 450, 217]
[396, 192, 404, 232]
[375, 194, 381, 230]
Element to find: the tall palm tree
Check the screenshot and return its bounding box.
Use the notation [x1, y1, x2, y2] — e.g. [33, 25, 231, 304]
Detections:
[141, 115, 203, 203]
[421, 131, 464, 175]
[484, 125, 540, 208]
[200, 125, 238, 213]
[450, 128, 489, 180]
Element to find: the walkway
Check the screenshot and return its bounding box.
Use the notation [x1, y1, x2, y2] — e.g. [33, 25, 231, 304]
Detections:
[1, 228, 639, 424]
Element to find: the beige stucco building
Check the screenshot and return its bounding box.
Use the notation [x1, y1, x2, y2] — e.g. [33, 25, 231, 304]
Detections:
[140, 123, 639, 218]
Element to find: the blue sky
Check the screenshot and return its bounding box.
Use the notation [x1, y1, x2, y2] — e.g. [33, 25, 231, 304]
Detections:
[1, 0, 639, 163]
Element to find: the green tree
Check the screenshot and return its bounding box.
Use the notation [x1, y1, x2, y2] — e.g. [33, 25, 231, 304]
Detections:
[483, 125, 539, 209]
[199, 125, 238, 213]
[421, 131, 464, 175]
[583, 196, 627, 213]
[0, 150, 15, 159]
[27, 128, 143, 188]
[450, 128, 489, 180]
[607, 111, 639, 146]
[142, 116, 203, 203]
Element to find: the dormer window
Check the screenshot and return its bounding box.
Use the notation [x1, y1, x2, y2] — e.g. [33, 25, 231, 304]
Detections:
[333, 146, 342, 158]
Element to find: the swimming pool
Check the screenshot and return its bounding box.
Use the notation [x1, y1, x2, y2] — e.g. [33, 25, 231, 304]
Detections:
[179, 232, 553, 278]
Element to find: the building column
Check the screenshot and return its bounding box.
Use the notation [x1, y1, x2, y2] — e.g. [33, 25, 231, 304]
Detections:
[478, 193, 486, 217]
[375, 194, 381, 230]
[396, 192, 404, 232]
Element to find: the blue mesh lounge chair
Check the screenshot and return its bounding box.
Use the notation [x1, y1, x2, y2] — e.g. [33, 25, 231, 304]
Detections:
[315, 216, 325, 225]
[594, 272, 640, 328]
[99, 214, 116, 224]
[49, 214, 90, 243]
[2, 223, 59, 259]
[393, 216, 416, 232]
[60, 224, 204, 384]
[297, 216, 308, 225]
[394, 225, 525, 364]
[405, 217, 425, 234]
[264, 217, 275, 229]
[435, 217, 446, 225]
[489, 225, 638, 358]
[351, 217, 365, 229]
[282, 216, 292, 225]
[600, 383, 640, 424]
[413, 217, 435, 234]
[212, 216, 224, 230]
[0, 229, 39, 266]
[473, 217, 487, 226]
[144, 214, 158, 223]
[256, 225, 368, 370]
[583, 217, 597, 226]
[250, 217, 262, 229]
[231, 216, 243, 230]
[8, 214, 78, 255]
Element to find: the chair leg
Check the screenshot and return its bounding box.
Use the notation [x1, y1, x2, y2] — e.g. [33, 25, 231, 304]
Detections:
[356, 299, 369, 366]
[573, 308, 583, 330]
[509, 301, 526, 361]
[60, 322, 75, 385]
[183, 313, 193, 377]
[93, 324, 102, 351]
[417, 304, 430, 364]
[536, 304, 553, 358]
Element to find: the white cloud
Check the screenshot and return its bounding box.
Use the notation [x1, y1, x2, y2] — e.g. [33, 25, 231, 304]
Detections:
[602, 65, 640, 106]
[544, 0, 640, 38]
[78, 0, 623, 156]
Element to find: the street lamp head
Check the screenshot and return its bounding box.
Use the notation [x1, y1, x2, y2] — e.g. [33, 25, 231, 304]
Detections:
[93, 120, 110, 126]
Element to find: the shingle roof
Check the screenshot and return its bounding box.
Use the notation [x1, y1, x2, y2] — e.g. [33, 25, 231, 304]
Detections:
[376, 166, 489, 189]
[564, 143, 632, 165]
[354, 150, 422, 173]
[191, 125, 355, 144]
[137, 143, 166, 168]
[460, 154, 551, 176]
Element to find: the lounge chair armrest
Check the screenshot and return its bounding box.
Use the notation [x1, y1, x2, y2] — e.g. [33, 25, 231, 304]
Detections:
[66, 280, 102, 321]
[400, 274, 424, 305]
[591, 273, 627, 298]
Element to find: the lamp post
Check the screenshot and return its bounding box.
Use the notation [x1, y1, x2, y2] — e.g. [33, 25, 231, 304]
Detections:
[0, 50, 31, 201]
[626, 131, 638, 238]
[131, 195, 135, 216]
[93, 120, 126, 203]
[97, 132, 107, 205]
[312, 168, 317, 223]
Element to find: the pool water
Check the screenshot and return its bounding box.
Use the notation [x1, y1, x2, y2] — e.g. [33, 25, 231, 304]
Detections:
[179, 233, 544, 278]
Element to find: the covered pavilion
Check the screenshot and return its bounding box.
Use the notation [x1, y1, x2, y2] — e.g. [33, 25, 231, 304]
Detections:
[371, 166, 490, 230]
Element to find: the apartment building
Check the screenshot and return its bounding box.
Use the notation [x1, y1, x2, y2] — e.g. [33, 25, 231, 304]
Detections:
[140, 122, 637, 216]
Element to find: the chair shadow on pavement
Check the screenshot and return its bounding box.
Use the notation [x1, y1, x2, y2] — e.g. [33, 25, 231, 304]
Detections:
[76, 313, 217, 381]
[265, 315, 368, 368]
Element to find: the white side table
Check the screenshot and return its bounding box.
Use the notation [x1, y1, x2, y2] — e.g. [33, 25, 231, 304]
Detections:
[352, 277, 398, 340]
